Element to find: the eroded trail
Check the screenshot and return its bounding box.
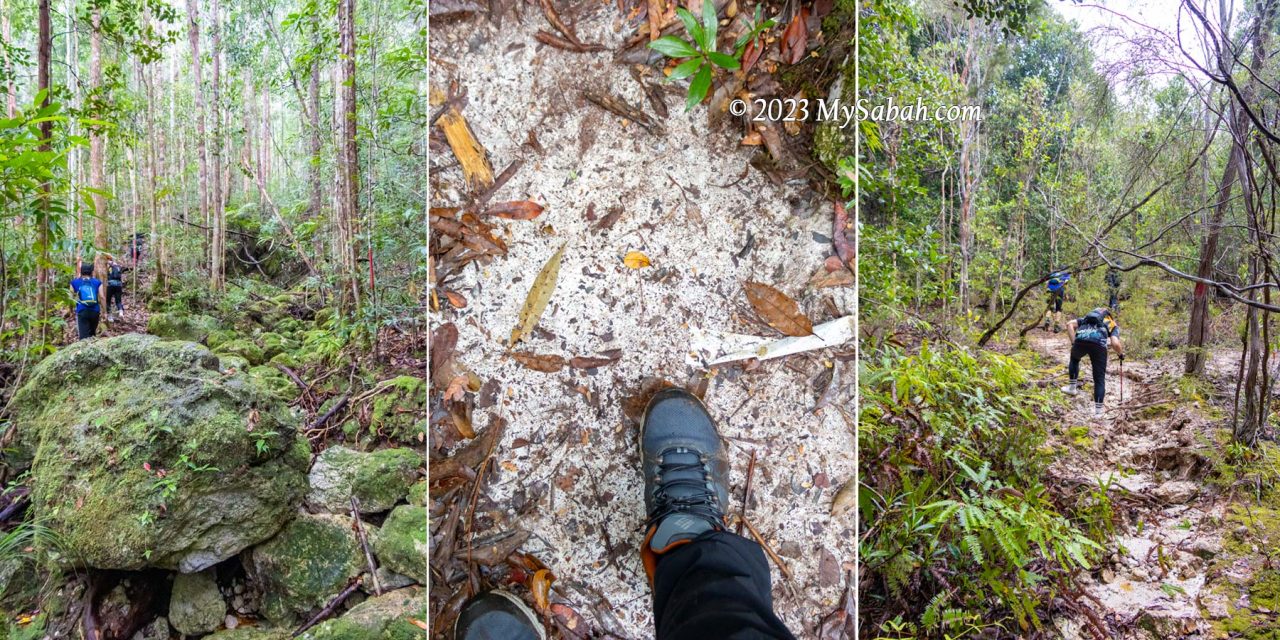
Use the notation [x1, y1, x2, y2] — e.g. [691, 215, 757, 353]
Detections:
[1023, 331, 1225, 638]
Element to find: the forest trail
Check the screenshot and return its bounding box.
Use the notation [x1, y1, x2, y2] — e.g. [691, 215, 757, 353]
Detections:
[1023, 330, 1224, 638]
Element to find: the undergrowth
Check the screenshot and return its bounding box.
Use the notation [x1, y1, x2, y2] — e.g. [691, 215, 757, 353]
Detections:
[860, 343, 1105, 638]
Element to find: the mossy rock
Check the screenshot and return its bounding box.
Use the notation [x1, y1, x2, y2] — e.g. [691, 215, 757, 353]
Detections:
[369, 378, 426, 444]
[216, 339, 266, 367]
[276, 318, 303, 335]
[251, 513, 365, 618]
[269, 352, 301, 370]
[208, 329, 238, 351]
[204, 626, 291, 640]
[307, 447, 422, 514]
[9, 334, 308, 572]
[248, 365, 296, 401]
[148, 313, 222, 343]
[314, 308, 334, 327]
[219, 354, 251, 373]
[305, 586, 425, 640]
[169, 569, 226, 635]
[406, 481, 426, 507]
[258, 333, 295, 362]
[371, 506, 426, 583]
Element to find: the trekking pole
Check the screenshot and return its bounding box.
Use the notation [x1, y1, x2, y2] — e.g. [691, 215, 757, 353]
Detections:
[1119, 356, 1125, 403]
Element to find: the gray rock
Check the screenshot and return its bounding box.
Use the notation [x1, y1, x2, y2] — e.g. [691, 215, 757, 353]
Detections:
[1153, 481, 1199, 504]
[307, 447, 422, 514]
[130, 616, 171, 640]
[9, 334, 309, 572]
[170, 570, 226, 635]
[251, 513, 364, 619]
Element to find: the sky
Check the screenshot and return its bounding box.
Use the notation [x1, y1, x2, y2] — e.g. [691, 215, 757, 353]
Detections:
[1050, 0, 1225, 84]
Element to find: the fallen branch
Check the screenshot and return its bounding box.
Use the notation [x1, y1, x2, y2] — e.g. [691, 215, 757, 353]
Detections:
[535, 30, 604, 52]
[350, 497, 383, 596]
[743, 518, 793, 581]
[582, 90, 663, 135]
[736, 450, 756, 536]
[292, 577, 364, 637]
[306, 395, 349, 434]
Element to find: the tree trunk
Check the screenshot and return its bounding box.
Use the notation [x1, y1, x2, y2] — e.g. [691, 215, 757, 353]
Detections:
[2, 0, 15, 118]
[209, 0, 225, 291]
[338, 0, 361, 311]
[307, 23, 322, 223]
[185, 0, 210, 278]
[36, 0, 51, 344]
[90, 8, 107, 281]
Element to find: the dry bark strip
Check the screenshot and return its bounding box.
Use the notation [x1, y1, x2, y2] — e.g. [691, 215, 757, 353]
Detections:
[483, 200, 544, 220]
[534, 30, 605, 53]
[582, 90, 664, 136]
[511, 351, 568, 372]
[436, 106, 494, 190]
[744, 281, 814, 337]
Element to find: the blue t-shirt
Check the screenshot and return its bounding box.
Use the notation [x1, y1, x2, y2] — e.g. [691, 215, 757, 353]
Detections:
[71, 277, 102, 313]
[1047, 271, 1070, 293]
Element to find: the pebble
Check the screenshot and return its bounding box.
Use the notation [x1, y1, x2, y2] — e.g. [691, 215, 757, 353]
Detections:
[225, 616, 239, 630]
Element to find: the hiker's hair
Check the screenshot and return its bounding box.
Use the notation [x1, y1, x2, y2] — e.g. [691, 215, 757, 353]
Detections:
[80, 264, 93, 276]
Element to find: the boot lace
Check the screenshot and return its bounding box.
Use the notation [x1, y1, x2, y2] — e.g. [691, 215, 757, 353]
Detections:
[643, 447, 723, 530]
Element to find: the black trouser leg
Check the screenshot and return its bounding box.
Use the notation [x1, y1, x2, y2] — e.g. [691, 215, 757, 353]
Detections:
[76, 310, 100, 339]
[652, 530, 795, 640]
[1068, 343, 1083, 381]
[107, 286, 123, 312]
[1070, 341, 1108, 403]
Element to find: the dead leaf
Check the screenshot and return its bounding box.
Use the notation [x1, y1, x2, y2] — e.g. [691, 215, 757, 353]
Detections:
[569, 350, 623, 369]
[511, 351, 567, 373]
[744, 281, 814, 337]
[484, 200, 545, 220]
[444, 375, 469, 403]
[529, 569, 554, 613]
[443, 290, 468, 308]
[623, 251, 651, 269]
[833, 201, 854, 265]
[450, 403, 475, 438]
[779, 8, 809, 65]
[831, 476, 854, 518]
[550, 604, 586, 633]
[510, 244, 566, 346]
[469, 529, 531, 565]
[407, 619, 429, 631]
[808, 266, 854, 289]
[594, 206, 624, 233]
[741, 130, 763, 146]
[742, 38, 764, 72]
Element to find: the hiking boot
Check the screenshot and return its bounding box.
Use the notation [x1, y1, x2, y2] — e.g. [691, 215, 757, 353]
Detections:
[454, 591, 545, 640]
[1093, 402, 1105, 418]
[1053, 324, 1062, 333]
[1061, 380, 1080, 396]
[639, 388, 729, 580]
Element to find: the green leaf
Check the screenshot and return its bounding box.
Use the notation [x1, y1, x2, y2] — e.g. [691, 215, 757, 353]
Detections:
[701, 0, 718, 51]
[668, 58, 704, 81]
[648, 36, 699, 59]
[707, 51, 739, 69]
[686, 64, 712, 111]
[675, 8, 704, 48]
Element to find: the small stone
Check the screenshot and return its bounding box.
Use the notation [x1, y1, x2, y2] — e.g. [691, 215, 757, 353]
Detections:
[1101, 568, 1117, 583]
[1153, 481, 1198, 504]
[225, 615, 239, 630]
[170, 569, 226, 635]
[1189, 538, 1221, 560]
[234, 583, 245, 595]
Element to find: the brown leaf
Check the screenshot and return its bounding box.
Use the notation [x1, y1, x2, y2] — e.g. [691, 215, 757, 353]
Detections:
[431, 323, 459, 378]
[594, 206, 625, 233]
[443, 290, 468, 308]
[450, 403, 475, 438]
[511, 351, 567, 373]
[550, 604, 587, 635]
[468, 529, 531, 565]
[444, 375, 469, 403]
[744, 281, 814, 337]
[569, 350, 623, 369]
[808, 266, 854, 289]
[831, 476, 855, 518]
[742, 38, 763, 72]
[529, 569, 554, 613]
[740, 130, 763, 146]
[779, 9, 809, 65]
[510, 244, 566, 346]
[833, 201, 854, 265]
[484, 200, 545, 220]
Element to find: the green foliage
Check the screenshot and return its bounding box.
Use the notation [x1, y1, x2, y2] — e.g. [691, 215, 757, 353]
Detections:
[648, 0, 771, 111]
[860, 344, 1103, 636]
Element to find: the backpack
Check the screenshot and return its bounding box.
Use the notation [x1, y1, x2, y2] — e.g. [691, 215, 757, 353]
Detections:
[1047, 272, 1069, 293]
[1075, 312, 1111, 345]
[76, 280, 99, 308]
[108, 266, 123, 286]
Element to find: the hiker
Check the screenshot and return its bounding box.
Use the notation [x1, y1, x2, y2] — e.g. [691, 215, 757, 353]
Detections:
[454, 388, 795, 640]
[70, 263, 104, 340]
[1106, 266, 1121, 310]
[1042, 268, 1070, 332]
[1062, 307, 1125, 418]
[106, 260, 125, 320]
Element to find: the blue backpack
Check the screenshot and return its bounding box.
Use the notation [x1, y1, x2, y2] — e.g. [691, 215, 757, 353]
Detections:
[76, 280, 99, 308]
[1075, 312, 1112, 346]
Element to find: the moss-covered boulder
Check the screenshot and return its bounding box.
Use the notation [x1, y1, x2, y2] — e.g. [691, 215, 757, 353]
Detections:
[371, 506, 425, 583]
[204, 627, 290, 640]
[10, 334, 308, 572]
[250, 513, 365, 620]
[248, 365, 296, 401]
[170, 569, 226, 635]
[307, 447, 422, 514]
[208, 329, 238, 351]
[369, 377, 425, 443]
[258, 333, 294, 361]
[296, 587, 425, 640]
[406, 480, 426, 507]
[219, 354, 251, 373]
[148, 313, 222, 343]
[216, 339, 266, 367]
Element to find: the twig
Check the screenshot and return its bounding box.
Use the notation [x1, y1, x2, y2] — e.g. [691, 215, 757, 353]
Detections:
[736, 450, 756, 536]
[534, 30, 604, 52]
[306, 395, 349, 434]
[275, 363, 314, 406]
[538, 0, 602, 49]
[350, 497, 383, 596]
[581, 90, 663, 135]
[742, 518, 793, 581]
[292, 577, 363, 637]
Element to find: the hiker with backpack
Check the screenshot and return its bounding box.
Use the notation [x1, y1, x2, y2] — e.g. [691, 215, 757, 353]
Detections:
[70, 263, 105, 340]
[1061, 307, 1125, 418]
[1042, 268, 1071, 332]
[106, 260, 125, 321]
[1106, 267, 1121, 310]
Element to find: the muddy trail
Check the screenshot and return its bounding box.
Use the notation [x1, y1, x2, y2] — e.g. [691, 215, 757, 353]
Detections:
[1020, 330, 1230, 639]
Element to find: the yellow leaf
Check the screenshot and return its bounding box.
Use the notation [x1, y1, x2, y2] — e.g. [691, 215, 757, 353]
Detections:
[510, 244, 567, 346]
[624, 251, 651, 269]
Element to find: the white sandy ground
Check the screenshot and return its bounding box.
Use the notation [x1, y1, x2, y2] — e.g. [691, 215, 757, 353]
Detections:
[429, 4, 856, 638]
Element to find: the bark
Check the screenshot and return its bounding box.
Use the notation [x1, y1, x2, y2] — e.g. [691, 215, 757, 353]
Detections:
[307, 21, 322, 222]
[2, 0, 15, 118]
[90, 8, 107, 281]
[185, 0, 210, 275]
[36, 0, 51, 343]
[65, 0, 77, 264]
[210, 0, 225, 291]
[338, 0, 361, 310]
